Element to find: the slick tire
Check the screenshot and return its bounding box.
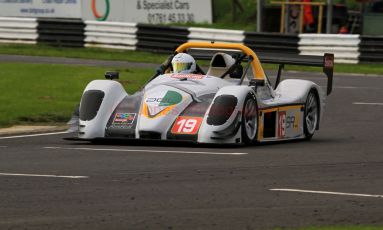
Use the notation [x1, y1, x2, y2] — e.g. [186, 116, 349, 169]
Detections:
[303, 89, 319, 140]
[241, 93, 258, 144]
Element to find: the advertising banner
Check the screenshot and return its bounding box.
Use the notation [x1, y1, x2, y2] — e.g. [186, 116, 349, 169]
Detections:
[82, 0, 212, 23]
[0, 0, 82, 18]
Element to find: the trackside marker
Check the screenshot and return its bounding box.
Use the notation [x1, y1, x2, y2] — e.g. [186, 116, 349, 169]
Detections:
[0, 131, 68, 140]
[0, 173, 88, 179]
[270, 188, 383, 198]
[353, 102, 383, 106]
[44, 147, 248, 155]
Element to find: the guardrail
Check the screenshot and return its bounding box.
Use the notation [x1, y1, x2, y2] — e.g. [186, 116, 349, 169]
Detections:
[85, 21, 137, 50]
[0, 17, 37, 44]
[299, 34, 360, 64]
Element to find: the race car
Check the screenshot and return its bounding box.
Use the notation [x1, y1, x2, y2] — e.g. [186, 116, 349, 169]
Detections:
[69, 42, 334, 144]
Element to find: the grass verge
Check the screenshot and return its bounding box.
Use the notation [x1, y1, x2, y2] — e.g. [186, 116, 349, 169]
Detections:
[1, 44, 382, 75]
[0, 62, 152, 128]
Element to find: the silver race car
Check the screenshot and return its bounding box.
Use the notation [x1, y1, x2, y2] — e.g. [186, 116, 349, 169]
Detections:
[70, 42, 334, 144]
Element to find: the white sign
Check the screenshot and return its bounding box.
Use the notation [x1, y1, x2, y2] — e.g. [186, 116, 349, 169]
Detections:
[82, 0, 212, 24]
[0, 0, 82, 18]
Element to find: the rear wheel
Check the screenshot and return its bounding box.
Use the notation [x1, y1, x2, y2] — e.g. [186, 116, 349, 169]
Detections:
[304, 90, 319, 140]
[242, 94, 258, 144]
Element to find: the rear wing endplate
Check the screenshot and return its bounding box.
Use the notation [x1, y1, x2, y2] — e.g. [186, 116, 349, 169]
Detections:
[259, 53, 335, 95]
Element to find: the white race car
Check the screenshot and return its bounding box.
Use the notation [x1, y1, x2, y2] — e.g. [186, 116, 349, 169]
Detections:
[70, 42, 334, 144]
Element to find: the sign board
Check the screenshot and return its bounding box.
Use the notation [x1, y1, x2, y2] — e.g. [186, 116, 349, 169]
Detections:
[0, 0, 82, 18]
[0, 0, 212, 24]
[82, 0, 212, 24]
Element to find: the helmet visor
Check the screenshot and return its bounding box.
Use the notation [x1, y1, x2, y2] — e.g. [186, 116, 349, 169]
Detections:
[172, 62, 193, 73]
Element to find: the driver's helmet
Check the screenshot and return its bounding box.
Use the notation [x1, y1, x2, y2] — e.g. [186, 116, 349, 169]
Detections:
[171, 53, 196, 74]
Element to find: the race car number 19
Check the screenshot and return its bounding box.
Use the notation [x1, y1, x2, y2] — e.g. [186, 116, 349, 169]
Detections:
[171, 117, 203, 135]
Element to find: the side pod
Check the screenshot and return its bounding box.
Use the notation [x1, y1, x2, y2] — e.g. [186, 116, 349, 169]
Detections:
[78, 80, 128, 139]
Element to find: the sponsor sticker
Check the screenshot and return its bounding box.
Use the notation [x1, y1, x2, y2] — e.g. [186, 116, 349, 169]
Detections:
[171, 74, 205, 80]
[113, 113, 136, 125]
[171, 116, 203, 135]
[324, 54, 334, 69]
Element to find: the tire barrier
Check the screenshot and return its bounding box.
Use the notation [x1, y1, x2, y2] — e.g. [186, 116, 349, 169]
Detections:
[0, 17, 38, 44]
[360, 36, 383, 63]
[299, 34, 360, 64]
[37, 18, 85, 47]
[1, 17, 383, 63]
[85, 21, 137, 50]
[188, 27, 244, 43]
[136, 24, 189, 53]
[244, 32, 299, 54]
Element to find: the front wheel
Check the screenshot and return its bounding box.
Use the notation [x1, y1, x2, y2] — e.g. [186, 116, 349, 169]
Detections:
[304, 90, 319, 140]
[242, 93, 258, 144]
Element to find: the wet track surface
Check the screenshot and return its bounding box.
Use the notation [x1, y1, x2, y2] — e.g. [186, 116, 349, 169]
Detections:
[1, 71, 383, 229]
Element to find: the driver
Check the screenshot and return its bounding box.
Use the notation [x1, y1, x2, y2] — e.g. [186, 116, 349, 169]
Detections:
[171, 53, 196, 74]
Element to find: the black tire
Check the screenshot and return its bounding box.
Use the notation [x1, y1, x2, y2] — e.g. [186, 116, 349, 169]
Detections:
[241, 93, 258, 144]
[303, 89, 319, 140]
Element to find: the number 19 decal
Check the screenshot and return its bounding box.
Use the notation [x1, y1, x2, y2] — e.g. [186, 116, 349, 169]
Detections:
[171, 117, 203, 135]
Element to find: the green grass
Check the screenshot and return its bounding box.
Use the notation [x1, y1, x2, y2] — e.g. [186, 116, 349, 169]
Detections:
[0, 63, 153, 127]
[0, 44, 168, 63]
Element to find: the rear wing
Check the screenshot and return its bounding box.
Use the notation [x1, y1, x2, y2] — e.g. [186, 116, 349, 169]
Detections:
[259, 53, 334, 95]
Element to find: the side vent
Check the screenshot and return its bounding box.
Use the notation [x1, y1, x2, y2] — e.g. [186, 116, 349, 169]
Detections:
[207, 95, 238, 126]
[80, 90, 105, 121]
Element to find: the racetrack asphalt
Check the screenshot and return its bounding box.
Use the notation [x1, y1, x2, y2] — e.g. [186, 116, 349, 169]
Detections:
[0, 56, 383, 229]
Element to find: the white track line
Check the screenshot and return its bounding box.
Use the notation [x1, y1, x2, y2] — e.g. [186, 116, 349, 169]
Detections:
[0, 173, 88, 179]
[0, 131, 68, 140]
[270, 188, 383, 198]
[353, 102, 383, 106]
[44, 146, 248, 155]
[0, 146, 7, 148]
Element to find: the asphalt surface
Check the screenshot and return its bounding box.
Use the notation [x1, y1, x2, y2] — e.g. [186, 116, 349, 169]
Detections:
[1, 60, 383, 229]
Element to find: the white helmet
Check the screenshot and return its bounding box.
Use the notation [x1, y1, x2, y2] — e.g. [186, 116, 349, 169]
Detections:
[171, 53, 196, 74]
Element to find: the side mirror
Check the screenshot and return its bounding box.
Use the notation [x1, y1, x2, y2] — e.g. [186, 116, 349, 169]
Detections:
[105, 71, 119, 80]
[249, 79, 265, 87]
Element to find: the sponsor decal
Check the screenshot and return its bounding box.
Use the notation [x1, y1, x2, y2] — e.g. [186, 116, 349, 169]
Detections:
[278, 111, 286, 138]
[113, 113, 136, 125]
[171, 116, 203, 135]
[146, 90, 183, 107]
[279, 111, 299, 138]
[171, 74, 205, 80]
[91, 0, 110, 21]
[144, 90, 183, 117]
[324, 54, 334, 69]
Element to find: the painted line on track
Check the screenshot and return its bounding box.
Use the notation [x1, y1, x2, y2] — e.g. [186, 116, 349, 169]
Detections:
[44, 146, 248, 155]
[0, 131, 68, 140]
[0, 173, 88, 179]
[270, 188, 383, 198]
[353, 102, 383, 106]
[0, 146, 7, 148]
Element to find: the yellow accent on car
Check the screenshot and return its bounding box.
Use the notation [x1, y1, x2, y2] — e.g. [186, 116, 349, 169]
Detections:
[175, 42, 266, 80]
